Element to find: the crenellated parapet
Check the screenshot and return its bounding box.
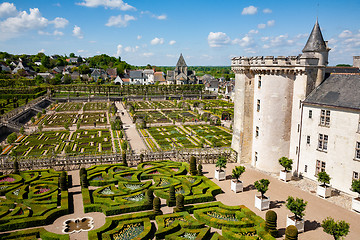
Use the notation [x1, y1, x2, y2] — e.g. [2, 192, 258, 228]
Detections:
[231, 55, 322, 75]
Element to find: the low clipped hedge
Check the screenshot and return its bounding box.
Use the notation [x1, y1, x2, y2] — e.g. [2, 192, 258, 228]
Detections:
[88, 211, 156, 239]
[164, 227, 211, 240]
[0, 227, 69, 240]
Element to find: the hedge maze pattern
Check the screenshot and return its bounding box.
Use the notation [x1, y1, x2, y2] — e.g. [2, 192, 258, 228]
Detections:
[85, 161, 275, 240]
[0, 169, 69, 233]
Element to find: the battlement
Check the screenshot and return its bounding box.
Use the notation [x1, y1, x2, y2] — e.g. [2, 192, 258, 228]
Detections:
[231, 54, 320, 67]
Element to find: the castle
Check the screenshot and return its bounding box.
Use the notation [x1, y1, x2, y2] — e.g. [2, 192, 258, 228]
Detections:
[231, 20, 360, 195]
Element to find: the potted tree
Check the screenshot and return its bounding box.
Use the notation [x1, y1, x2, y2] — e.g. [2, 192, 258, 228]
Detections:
[215, 156, 227, 181]
[254, 179, 270, 211]
[321, 217, 350, 240]
[351, 179, 360, 213]
[286, 196, 307, 232]
[278, 157, 293, 182]
[317, 171, 331, 198]
[231, 166, 245, 192]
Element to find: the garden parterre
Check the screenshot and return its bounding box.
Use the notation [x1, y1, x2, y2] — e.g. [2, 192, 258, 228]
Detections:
[55, 102, 83, 112]
[68, 129, 113, 154]
[85, 161, 275, 240]
[84, 102, 108, 111]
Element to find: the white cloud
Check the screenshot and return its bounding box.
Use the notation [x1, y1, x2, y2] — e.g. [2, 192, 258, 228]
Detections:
[257, 23, 266, 29]
[0, 8, 48, 33]
[242, 6, 257, 15]
[106, 14, 135, 27]
[38, 49, 45, 53]
[248, 29, 258, 34]
[267, 20, 275, 27]
[150, 37, 164, 45]
[263, 8, 272, 14]
[233, 35, 254, 47]
[208, 32, 230, 47]
[38, 30, 64, 36]
[169, 40, 176, 45]
[116, 44, 122, 56]
[72, 25, 83, 39]
[0, 2, 17, 18]
[137, 35, 142, 40]
[155, 14, 167, 20]
[124, 46, 139, 52]
[77, 49, 85, 53]
[143, 52, 154, 57]
[76, 0, 135, 11]
[339, 30, 352, 38]
[51, 17, 68, 28]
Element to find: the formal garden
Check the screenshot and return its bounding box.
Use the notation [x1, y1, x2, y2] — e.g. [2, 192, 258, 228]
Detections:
[0, 169, 69, 239]
[55, 102, 84, 112]
[82, 160, 276, 240]
[141, 125, 232, 151]
[84, 102, 108, 111]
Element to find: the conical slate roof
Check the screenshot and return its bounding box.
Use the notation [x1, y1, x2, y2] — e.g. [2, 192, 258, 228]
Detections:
[176, 53, 187, 67]
[302, 20, 327, 53]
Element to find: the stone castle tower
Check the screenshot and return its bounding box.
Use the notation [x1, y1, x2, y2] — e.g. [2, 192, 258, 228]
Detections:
[231, 20, 330, 173]
[175, 53, 188, 75]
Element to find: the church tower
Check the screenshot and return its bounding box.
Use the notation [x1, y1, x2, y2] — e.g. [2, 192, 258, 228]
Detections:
[175, 53, 188, 75]
[231, 20, 330, 173]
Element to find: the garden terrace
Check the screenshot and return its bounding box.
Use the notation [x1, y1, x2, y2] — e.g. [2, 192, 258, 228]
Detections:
[0, 169, 69, 232]
[130, 100, 177, 110]
[0, 99, 27, 116]
[82, 161, 222, 216]
[186, 99, 234, 108]
[143, 125, 232, 151]
[83, 102, 108, 112]
[162, 110, 198, 123]
[134, 110, 171, 124]
[11, 130, 70, 157]
[80, 112, 108, 125]
[55, 102, 84, 112]
[42, 113, 79, 127]
[68, 129, 113, 154]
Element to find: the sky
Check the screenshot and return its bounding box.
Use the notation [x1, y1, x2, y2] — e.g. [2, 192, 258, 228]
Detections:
[0, 0, 359, 66]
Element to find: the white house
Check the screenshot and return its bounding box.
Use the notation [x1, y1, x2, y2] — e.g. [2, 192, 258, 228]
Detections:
[143, 69, 154, 84]
[297, 74, 360, 195]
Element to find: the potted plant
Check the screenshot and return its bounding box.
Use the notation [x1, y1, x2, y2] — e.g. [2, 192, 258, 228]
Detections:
[215, 156, 227, 181]
[278, 157, 293, 182]
[321, 217, 350, 240]
[286, 196, 307, 232]
[231, 166, 245, 192]
[317, 171, 331, 198]
[351, 179, 360, 213]
[254, 179, 270, 211]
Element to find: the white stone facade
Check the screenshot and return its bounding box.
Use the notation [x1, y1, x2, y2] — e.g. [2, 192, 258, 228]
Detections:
[297, 105, 360, 195]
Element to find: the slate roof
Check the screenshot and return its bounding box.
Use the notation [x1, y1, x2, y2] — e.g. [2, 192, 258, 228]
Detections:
[176, 53, 187, 67]
[325, 67, 360, 74]
[304, 74, 360, 110]
[154, 72, 166, 82]
[302, 20, 327, 53]
[129, 70, 143, 78]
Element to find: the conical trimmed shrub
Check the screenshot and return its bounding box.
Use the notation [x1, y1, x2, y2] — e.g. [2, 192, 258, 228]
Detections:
[122, 152, 127, 166]
[59, 171, 67, 191]
[265, 210, 278, 237]
[189, 156, 197, 176]
[167, 186, 176, 207]
[13, 159, 19, 174]
[80, 168, 87, 176]
[153, 197, 162, 215]
[145, 188, 154, 207]
[197, 164, 203, 176]
[174, 194, 184, 212]
[285, 225, 298, 240]
[80, 174, 88, 188]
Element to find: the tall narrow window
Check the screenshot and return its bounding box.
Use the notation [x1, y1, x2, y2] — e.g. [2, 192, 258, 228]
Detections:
[309, 110, 312, 119]
[304, 165, 308, 173]
[353, 171, 359, 180]
[320, 109, 331, 126]
[258, 76, 262, 88]
[255, 126, 259, 137]
[318, 134, 328, 151]
[257, 100, 260, 112]
[255, 152, 258, 162]
[316, 160, 326, 174]
[356, 142, 360, 160]
[307, 136, 310, 144]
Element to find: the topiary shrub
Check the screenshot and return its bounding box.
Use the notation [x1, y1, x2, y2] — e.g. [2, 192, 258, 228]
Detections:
[317, 171, 331, 186]
[122, 152, 128, 167]
[190, 156, 197, 176]
[197, 164, 203, 176]
[59, 171, 67, 191]
[279, 157, 293, 172]
[153, 197, 162, 215]
[265, 210, 278, 237]
[254, 179, 270, 199]
[13, 159, 19, 174]
[145, 188, 154, 206]
[285, 225, 298, 240]
[81, 174, 88, 188]
[80, 168, 87, 176]
[140, 153, 144, 164]
[174, 194, 185, 213]
[167, 186, 176, 207]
